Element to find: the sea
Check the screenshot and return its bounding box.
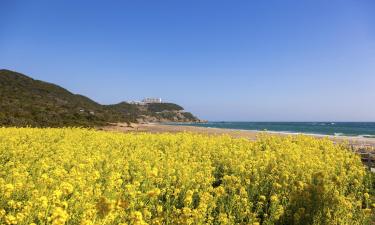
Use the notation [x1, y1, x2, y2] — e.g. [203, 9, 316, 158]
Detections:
[169, 122, 375, 138]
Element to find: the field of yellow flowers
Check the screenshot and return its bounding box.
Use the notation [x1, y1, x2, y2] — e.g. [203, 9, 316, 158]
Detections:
[0, 128, 374, 225]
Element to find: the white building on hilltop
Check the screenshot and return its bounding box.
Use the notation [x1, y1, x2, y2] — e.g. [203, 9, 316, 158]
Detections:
[142, 97, 162, 104]
[129, 101, 145, 105]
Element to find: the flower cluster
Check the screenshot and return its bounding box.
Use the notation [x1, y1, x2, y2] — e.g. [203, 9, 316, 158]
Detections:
[0, 128, 373, 224]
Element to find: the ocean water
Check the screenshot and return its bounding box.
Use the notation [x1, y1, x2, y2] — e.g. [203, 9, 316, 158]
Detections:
[169, 122, 375, 138]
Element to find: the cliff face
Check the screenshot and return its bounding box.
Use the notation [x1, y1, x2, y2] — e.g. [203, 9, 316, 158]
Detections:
[0, 69, 201, 127]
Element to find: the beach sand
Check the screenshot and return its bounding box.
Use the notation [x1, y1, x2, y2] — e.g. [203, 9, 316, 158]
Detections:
[102, 123, 375, 150]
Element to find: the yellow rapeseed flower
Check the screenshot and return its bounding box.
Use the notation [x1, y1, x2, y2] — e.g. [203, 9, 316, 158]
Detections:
[0, 128, 371, 224]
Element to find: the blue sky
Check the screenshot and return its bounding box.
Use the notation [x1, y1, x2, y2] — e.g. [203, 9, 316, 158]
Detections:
[1, 0, 374, 121]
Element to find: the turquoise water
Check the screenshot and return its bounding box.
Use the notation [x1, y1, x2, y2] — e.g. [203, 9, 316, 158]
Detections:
[169, 122, 375, 138]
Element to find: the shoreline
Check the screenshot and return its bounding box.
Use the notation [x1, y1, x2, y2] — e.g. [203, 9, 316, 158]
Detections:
[204, 127, 375, 140]
[102, 123, 375, 150]
[164, 122, 375, 139]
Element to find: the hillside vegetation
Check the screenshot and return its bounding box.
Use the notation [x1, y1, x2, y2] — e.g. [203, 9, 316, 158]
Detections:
[0, 128, 373, 224]
[107, 102, 199, 123]
[0, 69, 200, 127]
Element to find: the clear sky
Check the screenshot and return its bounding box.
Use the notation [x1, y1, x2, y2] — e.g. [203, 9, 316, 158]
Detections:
[1, 0, 374, 121]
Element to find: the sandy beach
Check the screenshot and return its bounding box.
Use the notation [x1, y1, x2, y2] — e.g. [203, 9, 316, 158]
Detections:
[102, 123, 375, 150]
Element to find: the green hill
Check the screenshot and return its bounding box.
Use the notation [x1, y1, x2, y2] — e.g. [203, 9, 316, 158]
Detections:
[108, 102, 200, 123]
[146, 103, 183, 112]
[0, 69, 200, 127]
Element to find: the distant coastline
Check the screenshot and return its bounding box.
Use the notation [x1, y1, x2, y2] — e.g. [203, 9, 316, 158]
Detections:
[165, 121, 375, 139]
[103, 122, 375, 148]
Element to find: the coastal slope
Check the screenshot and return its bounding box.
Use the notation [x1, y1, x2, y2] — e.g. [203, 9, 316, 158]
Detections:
[0, 69, 200, 127]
